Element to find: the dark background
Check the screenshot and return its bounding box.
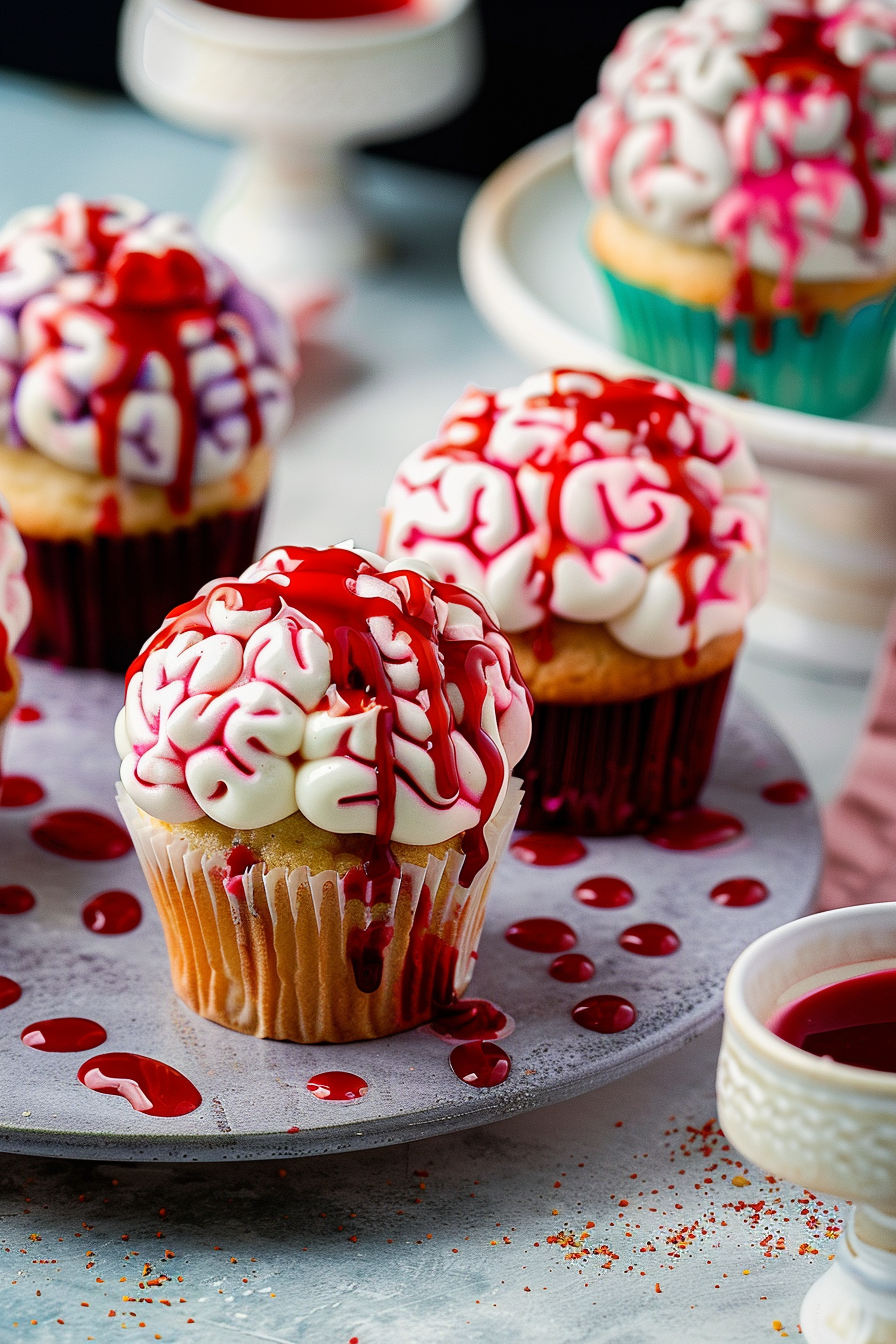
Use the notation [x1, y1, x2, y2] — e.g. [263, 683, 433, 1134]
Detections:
[0, 0, 654, 179]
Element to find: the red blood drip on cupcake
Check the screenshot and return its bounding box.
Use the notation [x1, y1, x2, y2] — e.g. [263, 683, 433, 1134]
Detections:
[450, 1040, 511, 1088]
[762, 778, 809, 805]
[429, 997, 511, 1043]
[510, 833, 587, 866]
[82, 890, 143, 935]
[31, 810, 132, 860]
[618, 922, 680, 957]
[0, 884, 35, 914]
[574, 875, 634, 908]
[572, 994, 637, 1034]
[549, 952, 595, 983]
[222, 845, 258, 897]
[346, 920, 395, 993]
[306, 1071, 369, 1102]
[77, 1052, 202, 1116]
[0, 775, 45, 807]
[504, 917, 577, 953]
[645, 806, 743, 851]
[21, 1018, 107, 1052]
[710, 877, 768, 907]
[0, 976, 21, 1009]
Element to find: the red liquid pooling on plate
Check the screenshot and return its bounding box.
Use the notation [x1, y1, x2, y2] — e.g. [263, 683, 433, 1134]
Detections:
[31, 810, 131, 860]
[710, 877, 769, 907]
[82, 890, 142, 935]
[619, 922, 681, 957]
[12, 704, 42, 723]
[572, 994, 637, 1034]
[429, 998, 510, 1042]
[504, 917, 577, 954]
[762, 778, 810, 805]
[510, 833, 587, 866]
[450, 1040, 511, 1088]
[306, 1071, 369, 1102]
[768, 968, 896, 1072]
[0, 884, 35, 914]
[645, 806, 744, 851]
[0, 976, 21, 1009]
[549, 952, 595, 983]
[0, 775, 45, 808]
[21, 1017, 107, 1052]
[574, 875, 635, 909]
[200, 0, 411, 16]
[78, 1053, 202, 1116]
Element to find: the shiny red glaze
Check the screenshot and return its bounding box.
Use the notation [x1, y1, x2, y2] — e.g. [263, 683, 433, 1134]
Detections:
[504, 917, 577, 954]
[762, 779, 809, 805]
[768, 969, 896, 1073]
[574, 875, 635, 909]
[619, 922, 681, 957]
[0, 976, 22, 1009]
[306, 1071, 369, 1102]
[429, 998, 510, 1043]
[222, 844, 258, 897]
[449, 1040, 511, 1088]
[572, 994, 637, 1034]
[82, 890, 143, 935]
[710, 877, 769, 907]
[0, 775, 45, 808]
[645, 806, 744, 851]
[77, 1052, 202, 1116]
[549, 952, 595, 983]
[0, 884, 35, 914]
[510, 833, 587, 866]
[21, 1018, 107, 1052]
[346, 921, 395, 993]
[200, 0, 410, 13]
[12, 704, 42, 723]
[30, 810, 131, 860]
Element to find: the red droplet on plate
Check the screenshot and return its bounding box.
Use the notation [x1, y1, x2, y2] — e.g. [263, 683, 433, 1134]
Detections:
[450, 1040, 511, 1088]
[306, 1071, 369, 1103]
[504, 917, 577, 954]
[12, 704, 42, 723]
[429, 998, 511, 1042]
[619, 922, 680, 957]
[77, 1053, 202, 1116]
[0, 775, 45, 808]
[31, 810, 131, 860]
[0, 976, 22, 1009]
[21, 1018, 107, 1052]
[510, 833, 587, 866]
[572, 994, 637, 1034]
[574, 876, 635, 909]
[645, 807, 743, 851]
[762, 779, 809, 805]
[82, 890, 142, 935]
[710, 877, 769, 907]
[549, 952, 595, 983]
[0, 884, 35, 914]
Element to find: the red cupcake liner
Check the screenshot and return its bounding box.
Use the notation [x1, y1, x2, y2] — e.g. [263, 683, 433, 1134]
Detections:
[19, 504, 264, 673]
[516, 665, 733, 836]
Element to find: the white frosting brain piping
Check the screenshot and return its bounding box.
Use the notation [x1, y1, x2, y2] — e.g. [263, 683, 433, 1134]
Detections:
[0, 494, 30, 668]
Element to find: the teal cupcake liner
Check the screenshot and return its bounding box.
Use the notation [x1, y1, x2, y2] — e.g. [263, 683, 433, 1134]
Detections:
[598, 264, 896, 419]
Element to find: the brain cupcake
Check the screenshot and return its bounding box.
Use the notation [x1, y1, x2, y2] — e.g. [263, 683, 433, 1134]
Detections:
[382, 368, 768, 834]
[0, 194, 298, 670]
[0, 496, 31, 772]
[575, 0, 896, 416]
[116, 543, 531, 1043]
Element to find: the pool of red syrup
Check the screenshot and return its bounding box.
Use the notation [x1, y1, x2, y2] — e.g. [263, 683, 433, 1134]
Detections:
[762, 779, 809, 805]
[574, 875, 634, 908]
[549, 952, 595, 983]
[82, 890, 142, 935]
[22, 1018, 107, 1052]
[429, 998, 510, 1042]
[572, 995, 637, 1034]
[0, 775, 45, 807]
[31, 810, 131, 860]
[504, 918, 577, 954]
[449, 1040, 511, 1088]
[200, 0, 411, 16]
[0, 976, 21, 1009]
[0, 884, 35, 914]
[645, 807, 743, 851]
[306, 1071, 369, 1102]
[710, 877, 768, 907]
[12, 704, 42, 723]
[510, 833, 587, 866]
[618, 922, 680, 957]
[78, 1053, 202, 1116]
[768, 968, 896, 1072]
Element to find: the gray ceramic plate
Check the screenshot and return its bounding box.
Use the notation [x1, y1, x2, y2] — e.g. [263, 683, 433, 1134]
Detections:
[0, 660, 819, 1162]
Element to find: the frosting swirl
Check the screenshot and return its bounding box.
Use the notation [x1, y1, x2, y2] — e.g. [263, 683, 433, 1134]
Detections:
[0, 493, 31, 692]
[0, 195, 298, 508]
[382, 369, 768, 659]
[116, 544, 532, 884]
[575, 0, 896, 295]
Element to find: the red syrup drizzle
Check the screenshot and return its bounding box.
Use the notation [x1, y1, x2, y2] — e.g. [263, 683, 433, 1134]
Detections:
[306, 1072, 369, 1103]
[710, 877, 768, 908]
[0, 776, 45, 808]
[645, 807, 744, 851]
[21, 1018, 107, 1052]
[549, 952, 595, 984]
[574, 876, 635, 909]
[572, 995, 637, 1034]
[82, 890, 142, 935]
[504, 918, 577, 954]
[762, 779, 809, 805]
[0, 885, 35, 914]
[201, 0, 411, 13]
[0, 976, 21, 1009]
[30, 810, 131, 860]
[12, 705, 42, 723]
[428, 998, 511, 1043]
[768, 968, 896, 1073]
[77, 1053, 202, 1116]
[619, 922, 680, 957]
[510, 833, 587, 867]
[222, 845, 258, 898]
[450, 1040, 511, 1088]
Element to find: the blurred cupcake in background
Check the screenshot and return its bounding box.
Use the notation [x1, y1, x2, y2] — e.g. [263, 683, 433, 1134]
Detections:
[575, 0, 896, 417]
[382, 368, 768, 835]
[0, 494, 31, 774]
[0, 194, 298, 671]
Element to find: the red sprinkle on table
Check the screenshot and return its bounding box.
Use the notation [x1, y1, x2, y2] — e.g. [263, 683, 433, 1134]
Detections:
[574, 876, 635, 909]
[572, 995, 637, 1034]
[549, 952, 595, 983]
[710, 877, 769, 907]
[82, 890, 142, 935]
[0, 884, 35, 914]
[21, 1018, 107, 1052]
[306, 1072, 369, 1103]
[504, 918, 577, 954]
[619, 923, 681, 957]
[762, 779, 809, 805]
[450, 1040, 511, 1088]
[0, 977, 22, 1009]
[428, 998, 511, 1042]
[77, 1053, 202, 1116]
[31, 810, 131, 860]
[645, 807, 744, 851]
[12, 705, 42, 723]
[510, 833, 587, 866]
[0, 775, 45, 808]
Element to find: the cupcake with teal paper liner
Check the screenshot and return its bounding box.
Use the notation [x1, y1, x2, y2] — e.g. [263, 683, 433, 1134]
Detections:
[574, 0, 896, 418]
